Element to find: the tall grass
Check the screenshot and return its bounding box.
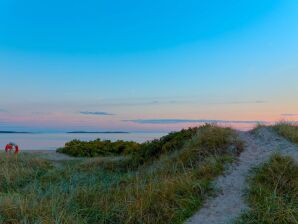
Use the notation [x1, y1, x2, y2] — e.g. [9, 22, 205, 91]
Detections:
[273, 122, 298, 144]
[235, 154, 298, 224]
[0, 125, 243, 224]
[73, 125, 243, 223]
[0, 154, 50, 192]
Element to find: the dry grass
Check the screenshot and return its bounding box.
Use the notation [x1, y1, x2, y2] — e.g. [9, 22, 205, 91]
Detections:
[235, 154, 298, 224]
[273, 122, 298, 144]
[0, 124, 243, 224]
[0, 154, 51, 192]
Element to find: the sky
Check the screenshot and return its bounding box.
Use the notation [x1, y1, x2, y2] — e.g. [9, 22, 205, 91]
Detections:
[0, 0, 298, 132]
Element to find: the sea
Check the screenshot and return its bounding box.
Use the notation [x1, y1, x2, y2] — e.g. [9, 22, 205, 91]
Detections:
[0, 132, 168, 151]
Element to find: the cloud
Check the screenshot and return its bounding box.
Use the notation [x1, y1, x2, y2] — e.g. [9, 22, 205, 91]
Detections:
[221, 100, 267, 105]
[255, 101, 267, 104]
[93, 100, 185, 107]
[31, 112, 52, 115]
[80, 111, 114, 116]
[0, 121, 10, 127]
[124, 119, 269, 124]
[281, 114, 298, 117]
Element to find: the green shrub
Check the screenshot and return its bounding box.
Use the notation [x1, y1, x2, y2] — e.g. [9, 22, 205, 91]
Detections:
[57, 128, 199, 163]
[107, 127, 200, 170]
[57, 139, 141, 157]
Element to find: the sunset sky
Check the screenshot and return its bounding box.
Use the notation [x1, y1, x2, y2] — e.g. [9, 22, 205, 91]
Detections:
[0, 0, 298, 132]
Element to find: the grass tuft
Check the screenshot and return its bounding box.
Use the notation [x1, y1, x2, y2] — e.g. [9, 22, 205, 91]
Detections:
[273, 122, 298, 144]
[0, 154, 51, 192]
[235, 154, 298, 224]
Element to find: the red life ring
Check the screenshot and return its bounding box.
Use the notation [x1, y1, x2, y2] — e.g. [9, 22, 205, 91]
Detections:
[5, 143, 19, 154]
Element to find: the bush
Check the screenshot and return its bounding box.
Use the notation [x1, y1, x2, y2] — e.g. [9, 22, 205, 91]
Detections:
[57, 139, 141, 157]
[57, 128, 199, 160]
[131, 127, 199, 166]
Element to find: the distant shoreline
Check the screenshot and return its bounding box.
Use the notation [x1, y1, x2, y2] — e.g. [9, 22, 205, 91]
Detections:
[0, 131, 130, 134]
[66, 131, 130, 134]
[0, 131, 32, 134]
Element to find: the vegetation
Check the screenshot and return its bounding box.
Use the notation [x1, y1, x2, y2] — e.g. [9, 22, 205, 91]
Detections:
[57, 139, 141, 157]
[57, 128, 199, 158]
[0, 124, 243, 223]
[273, 122, 298, 144]
[127, 127, 199, 168]
[235, 154, 298, 224]
[250, 123, 266, 134]
[0, 154, 50, 192]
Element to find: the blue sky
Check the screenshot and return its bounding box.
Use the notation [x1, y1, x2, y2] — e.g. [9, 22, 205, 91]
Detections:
[0, 0, 298, 131]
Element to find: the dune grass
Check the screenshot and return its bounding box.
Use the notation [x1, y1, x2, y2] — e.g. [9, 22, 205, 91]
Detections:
[273, 122, 298, 144]
[235, 154, 298, 224]
[0, 154, 51, 192]
[0, 124, 243, 224]
[250, 123, 267, 134]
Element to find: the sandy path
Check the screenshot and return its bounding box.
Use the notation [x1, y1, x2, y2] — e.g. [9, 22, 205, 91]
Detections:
[186, 127, 298, 224]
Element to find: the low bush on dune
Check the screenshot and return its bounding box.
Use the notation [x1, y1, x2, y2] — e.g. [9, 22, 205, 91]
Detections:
[57, 127, 199, 158]
[235, 154, 298, 224]
[0, 124, 244, 223]
[76, 128, 200, 173]
[57, 139, 141, 157]
[79, 125, 237, 172]
[129, 127, 199, 165]
[273, 122, 298, 144]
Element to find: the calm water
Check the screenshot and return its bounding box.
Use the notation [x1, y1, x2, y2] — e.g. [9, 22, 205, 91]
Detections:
[0, 132, 168, 150]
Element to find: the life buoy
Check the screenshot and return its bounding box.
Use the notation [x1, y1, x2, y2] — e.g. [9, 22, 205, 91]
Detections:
[5, 143, 19, 154]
